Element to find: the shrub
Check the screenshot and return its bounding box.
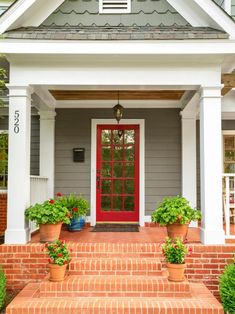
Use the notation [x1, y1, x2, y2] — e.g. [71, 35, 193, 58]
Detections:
[161, 237, 192, 264]
[151, 196, 201, 226]
[219, 261, 235, 314]
[57, 193, 89, 219]
[0, 268, 6, 310]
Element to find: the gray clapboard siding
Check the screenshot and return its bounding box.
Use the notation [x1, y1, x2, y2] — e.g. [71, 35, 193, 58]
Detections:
[55, 108, 181, 216]
[0, 114, 40, 176]
[232, 0, 235, 19]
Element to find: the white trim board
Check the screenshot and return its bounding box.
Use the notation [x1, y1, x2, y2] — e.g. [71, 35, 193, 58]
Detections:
[90, 119, 145, 226]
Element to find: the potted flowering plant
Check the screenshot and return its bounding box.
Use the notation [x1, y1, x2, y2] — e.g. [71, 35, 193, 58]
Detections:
[162, 237, 192, 282]
[25, 198, 71, 242]
[44, 239, 71, 282]
[57, 193, 89, 232]
[151, 196, 201, 240]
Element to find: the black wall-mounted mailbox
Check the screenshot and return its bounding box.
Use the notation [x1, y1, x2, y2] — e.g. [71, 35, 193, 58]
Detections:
[73, 148, 85, 162]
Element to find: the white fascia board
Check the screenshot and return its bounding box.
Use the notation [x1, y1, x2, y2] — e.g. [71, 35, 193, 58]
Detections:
[1, 40, 235, 55]
[0, 0, 64, 34]
[195, 0, 235, 39]
[167, 0, 235, 38]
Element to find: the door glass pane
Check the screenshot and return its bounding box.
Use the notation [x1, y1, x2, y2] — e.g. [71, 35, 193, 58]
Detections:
[102, 130, 111, 144]
[113, 146, 123, 161]
[101, 196, 111, 211]
[124, 130, 135, 144]
[102, 180, 111, 194]
[102, 163, 111, 177]
[124, 196, 134, 211]
[113, 130, 123, 144]
[113, 180, 122, 194]
[102, 147, 111, 161]
[113, 196, 122, 211]
[114, 162, 122, 178]
[124, 146, 134, 161]
[124, 180, 134, 194]
[124, 163, 134, 178]
[224, 135, 235, 173]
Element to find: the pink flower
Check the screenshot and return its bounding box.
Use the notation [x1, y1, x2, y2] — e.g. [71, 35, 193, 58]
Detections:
[188, 247, 193, 256]
[49, 199, 55, 204]
[57, 253, 63, 258]
[72, 207, 78, 212]
[56, 192, 62, 197]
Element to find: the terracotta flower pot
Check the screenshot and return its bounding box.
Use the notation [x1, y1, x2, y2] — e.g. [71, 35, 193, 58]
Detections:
[39, 222, 63, 243]
[166, 263, 186, 282]
[48, 263, 67, 282]
[166, 223, 189, 241]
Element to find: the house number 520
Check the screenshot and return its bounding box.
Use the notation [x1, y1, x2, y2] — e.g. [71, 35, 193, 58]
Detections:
[14, 110, 20, 134]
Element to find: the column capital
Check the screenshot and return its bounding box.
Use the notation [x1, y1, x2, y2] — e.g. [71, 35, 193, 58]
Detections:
[199, 86, 223, 99]
[39, 110, 57, 120]
[7, 85, 34, 98]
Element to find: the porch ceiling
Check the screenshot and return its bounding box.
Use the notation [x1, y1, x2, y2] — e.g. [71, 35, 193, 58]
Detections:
[49, 90, 185, 101]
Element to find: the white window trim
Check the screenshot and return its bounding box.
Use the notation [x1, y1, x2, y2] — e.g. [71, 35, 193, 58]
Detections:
[99, 0, 131, 14]
[90, 119, 145, 226]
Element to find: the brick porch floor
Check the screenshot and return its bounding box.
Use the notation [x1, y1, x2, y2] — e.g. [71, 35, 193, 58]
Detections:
[30, 224, 201, 243]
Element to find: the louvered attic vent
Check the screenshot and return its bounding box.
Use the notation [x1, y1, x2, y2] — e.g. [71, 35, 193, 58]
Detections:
[99, 0, 131, 14]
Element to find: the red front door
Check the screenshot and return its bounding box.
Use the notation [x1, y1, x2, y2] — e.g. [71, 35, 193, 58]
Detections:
[96, 125, 139, 222]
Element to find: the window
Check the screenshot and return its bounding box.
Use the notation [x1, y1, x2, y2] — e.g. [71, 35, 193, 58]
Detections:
[99, 0, 131, 14]
[223, 133, 235, 173]
[0, 132, 8, 189]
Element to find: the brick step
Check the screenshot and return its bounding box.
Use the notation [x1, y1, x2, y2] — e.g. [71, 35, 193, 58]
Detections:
[7, 283, 224, 314]
[69, 257, 162, 276]
[40, 275, 191, 298]
[69, 243, 161, 256]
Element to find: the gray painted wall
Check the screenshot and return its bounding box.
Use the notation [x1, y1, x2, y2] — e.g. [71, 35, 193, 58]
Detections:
[232, 0, 235, 19]
[42, 0, 189, 27]
[0, 114, 40, 176]
[55, 108, 182, 216]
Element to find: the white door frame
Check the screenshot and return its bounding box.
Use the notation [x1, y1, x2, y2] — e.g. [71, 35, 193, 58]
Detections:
[90, 119, 145, 226]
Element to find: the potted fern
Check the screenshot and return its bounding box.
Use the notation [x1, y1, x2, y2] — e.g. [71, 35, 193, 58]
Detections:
[151, 196, 201, 240]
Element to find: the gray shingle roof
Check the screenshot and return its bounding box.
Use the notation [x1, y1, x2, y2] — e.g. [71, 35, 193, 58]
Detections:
[3, 26, 228, 40]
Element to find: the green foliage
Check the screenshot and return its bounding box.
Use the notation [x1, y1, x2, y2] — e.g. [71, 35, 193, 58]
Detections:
[0, 268, 6, 310]
[57, 193, 89, 219]
[151, 196, 201, 226]
[219, 259, 235, 314]
[162, 237, 190, 264]
[25, 199, 71, 225]
[44, 239, 71, 266]
[0, 66, 7, 108]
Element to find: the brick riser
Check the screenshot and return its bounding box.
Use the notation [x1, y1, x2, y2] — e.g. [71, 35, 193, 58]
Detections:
[69, 257, 162, 276]
[40, 275, 191, 298]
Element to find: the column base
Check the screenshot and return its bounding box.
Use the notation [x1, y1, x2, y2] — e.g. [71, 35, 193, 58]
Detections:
[5, 228, 31, 244]
[200, 227, 225, 245]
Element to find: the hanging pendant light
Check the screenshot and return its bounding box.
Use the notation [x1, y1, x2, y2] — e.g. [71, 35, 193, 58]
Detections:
[113, 91, 124, 124]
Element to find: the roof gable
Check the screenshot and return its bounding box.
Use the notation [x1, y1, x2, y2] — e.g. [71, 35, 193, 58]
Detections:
[42, 0, 189, 28]
[0, 0, 235, 38]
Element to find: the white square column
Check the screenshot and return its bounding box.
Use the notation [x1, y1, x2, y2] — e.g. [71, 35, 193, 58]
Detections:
[200, 86, 225, 244]
[5, 86, 32, 244]
[39, 110, 56, 198]
[181, 112, 197, 227]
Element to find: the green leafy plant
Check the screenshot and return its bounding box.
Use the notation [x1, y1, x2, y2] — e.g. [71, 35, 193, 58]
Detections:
[0, 267, 6, 310]
[151, 196, 201, 226]
[44, 239, 71, 266]
[219, 257, 235, 314]
[25, 199, 71, 226]
[57, 193, 89, 219]
[162, 237, 192, 264]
